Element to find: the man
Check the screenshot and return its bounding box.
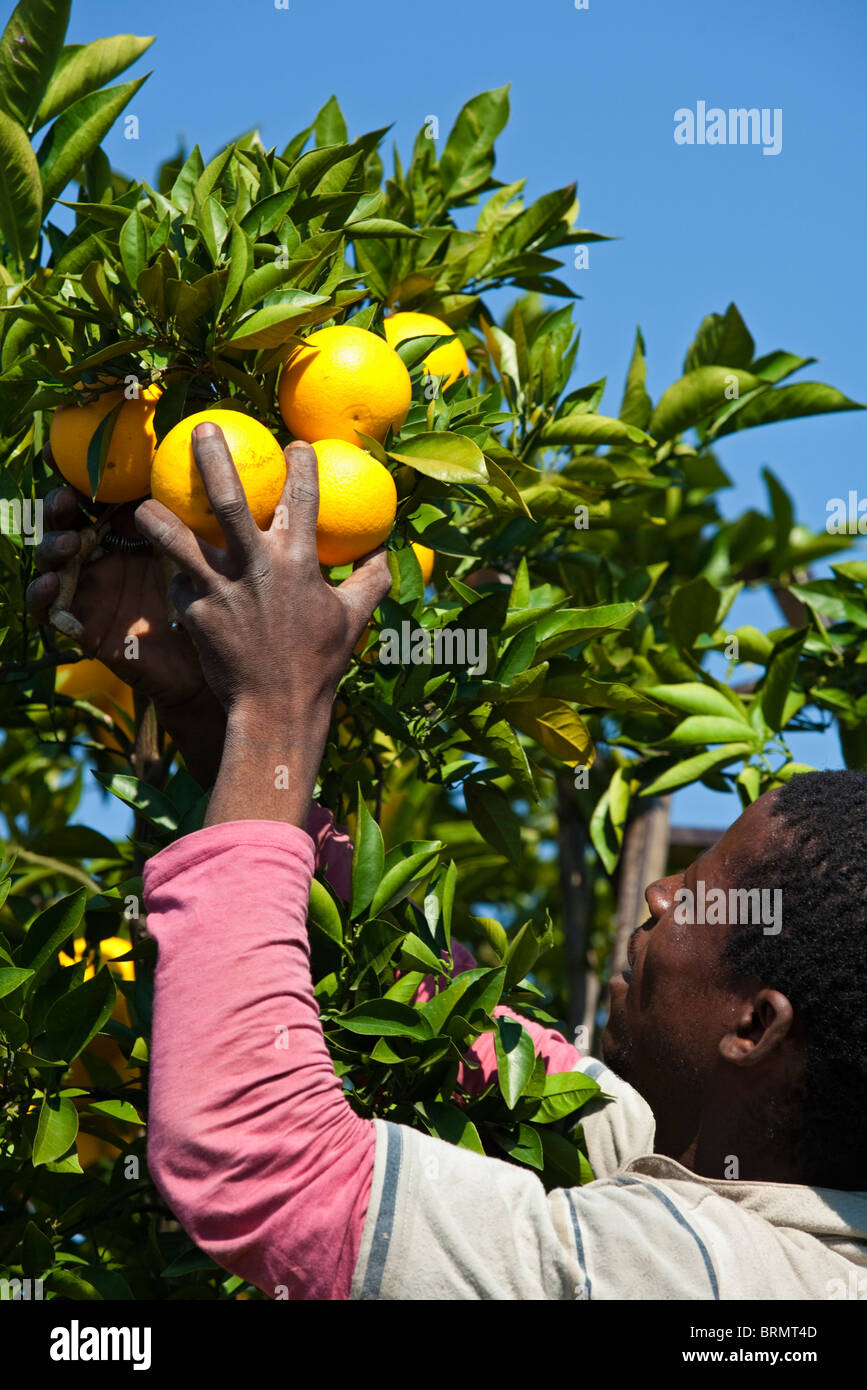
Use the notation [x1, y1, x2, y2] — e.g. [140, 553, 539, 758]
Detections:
[29, 428, 867, 1300]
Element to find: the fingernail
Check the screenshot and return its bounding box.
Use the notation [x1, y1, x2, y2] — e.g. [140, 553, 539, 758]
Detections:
[194, 422, 217, 439]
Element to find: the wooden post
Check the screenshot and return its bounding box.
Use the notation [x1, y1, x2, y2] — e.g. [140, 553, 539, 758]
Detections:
[612, 796, 671, 974]
[555, 772, 596, 1041]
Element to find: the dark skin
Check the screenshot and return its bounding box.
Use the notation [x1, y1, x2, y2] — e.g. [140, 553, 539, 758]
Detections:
[28, 426, 809, 1185]
[603, 791, 807, 1183]
[27, 467, 227, 786]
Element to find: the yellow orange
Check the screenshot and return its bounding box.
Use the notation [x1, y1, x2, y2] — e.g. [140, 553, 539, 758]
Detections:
[56, 658, 135, 752]
[278, 325, 411, 446]
[412, 543, 435, 585]
[383, 312, 470, 388]
[49, 384, 160, 503]
[150, 409, 287, 547]
[312, 438, 397, 567]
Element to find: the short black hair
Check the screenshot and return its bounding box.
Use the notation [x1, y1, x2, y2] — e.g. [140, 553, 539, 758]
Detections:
[723, 769, 867, 1191]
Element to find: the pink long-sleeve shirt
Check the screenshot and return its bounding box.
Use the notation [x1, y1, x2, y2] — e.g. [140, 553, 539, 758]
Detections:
[143, 809, 580, 1299]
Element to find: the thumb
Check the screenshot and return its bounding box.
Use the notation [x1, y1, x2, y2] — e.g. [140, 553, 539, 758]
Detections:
[336, 547, 392, 640]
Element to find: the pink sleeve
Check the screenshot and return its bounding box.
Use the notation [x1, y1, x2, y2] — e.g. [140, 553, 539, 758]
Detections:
[416, 941, 582, 1097]
[143, 820, 374, 1301]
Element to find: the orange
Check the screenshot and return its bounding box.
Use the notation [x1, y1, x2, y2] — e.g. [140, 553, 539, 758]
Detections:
[312, 438, 397, 567]
[58, 935, 139, 1166]
[150, 409, 287, 547]
[412, 542, 435, 585]
[278, 325, 411, 446]
[55, 658, 135, 752]
[49, 384, 160, 503]
[383, 312, 470, 388]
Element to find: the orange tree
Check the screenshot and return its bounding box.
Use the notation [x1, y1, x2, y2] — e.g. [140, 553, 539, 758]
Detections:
[0, 2, 865, 1300]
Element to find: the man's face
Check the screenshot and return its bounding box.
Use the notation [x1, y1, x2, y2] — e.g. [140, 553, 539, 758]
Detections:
[601, 791, 787, 1143]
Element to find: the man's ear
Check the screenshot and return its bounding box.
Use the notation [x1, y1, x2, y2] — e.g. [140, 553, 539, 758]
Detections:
[719, 989, 795, 1067]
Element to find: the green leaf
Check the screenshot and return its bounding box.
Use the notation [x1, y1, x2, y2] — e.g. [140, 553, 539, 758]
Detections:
[91, 772, 178, 830]
[33, 1092, 78, 1165]
[469, 915, 508, 960]
[644, 683, 748, 722]
[509, 698, 593, 765]
[504, 919, 541, 991]
[539, 1127, 595, 1186]
[464, 781, 522, 861]
[439, 85, 510, 201]
[314, 94, 348, 147]
[494, 1017, 536, 1108]
[219, 222, 253, 317]
[0, 0, 70, 128]
[37, 74, 149, 206]
[684, 304, 755, 373]
[308, 877, 344, 946]
[533, 1071, 601, 1124]
[43, 967, 116, 1062]
[370, 843, 441, 915]
[399, 932, 444, 974]
[619, 327, 652, 429]
[84, 396, 124, 500]
[749, 349, 816, 384]
[665, 715, 761, 747]
[0, 965, 34, 997]
[349, 788, 385, 920]
[0, 110, 42, 266]
[85, 1098, 143, 1124]
[668, 576, 719, 648]
[34, 34, 155, 131]
[421, 1100, 485, 1153]
[169, 144, 204, 212]
[711, 381, 865, 437]
[496, 1122, 543, 1170]
[761, 631, 805, 733]
[21, 1219, 54, 1277]
[17, 888, 86, 976]
[650, 366, 760, 443]
[462, 705, 537, 801]
[388, 431, 489, 485]
[339, 999, 432, 1040]
[118, 208, 147, 287]
[641, 743, 755, 796]
[224, 294, 330, 349]
[346, 216, 420, 238]
[540, 413, 652, 447]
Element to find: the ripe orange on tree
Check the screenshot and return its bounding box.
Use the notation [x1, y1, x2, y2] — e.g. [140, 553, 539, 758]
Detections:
[383, 311, 470, 388]
[55, 658, 135, 752]
[278, 325, 412, 446]
[312, 438, 397, 567]
[150, 408, 287, 546]
[49, 384, 161, 503]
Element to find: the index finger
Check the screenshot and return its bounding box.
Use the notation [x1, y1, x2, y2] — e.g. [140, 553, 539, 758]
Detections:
[191, 422, 261, 563]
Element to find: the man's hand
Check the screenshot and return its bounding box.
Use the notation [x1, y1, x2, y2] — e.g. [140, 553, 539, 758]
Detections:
[134, 425, 391, 826]
[26, 474, 227, 784]
[27, 480, 208, 709]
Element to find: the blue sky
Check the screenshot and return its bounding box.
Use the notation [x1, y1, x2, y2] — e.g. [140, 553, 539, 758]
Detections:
[62, 0, 866, 836]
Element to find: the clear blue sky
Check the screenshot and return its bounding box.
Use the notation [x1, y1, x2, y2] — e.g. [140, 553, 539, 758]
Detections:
[62, 0, 866, 834]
